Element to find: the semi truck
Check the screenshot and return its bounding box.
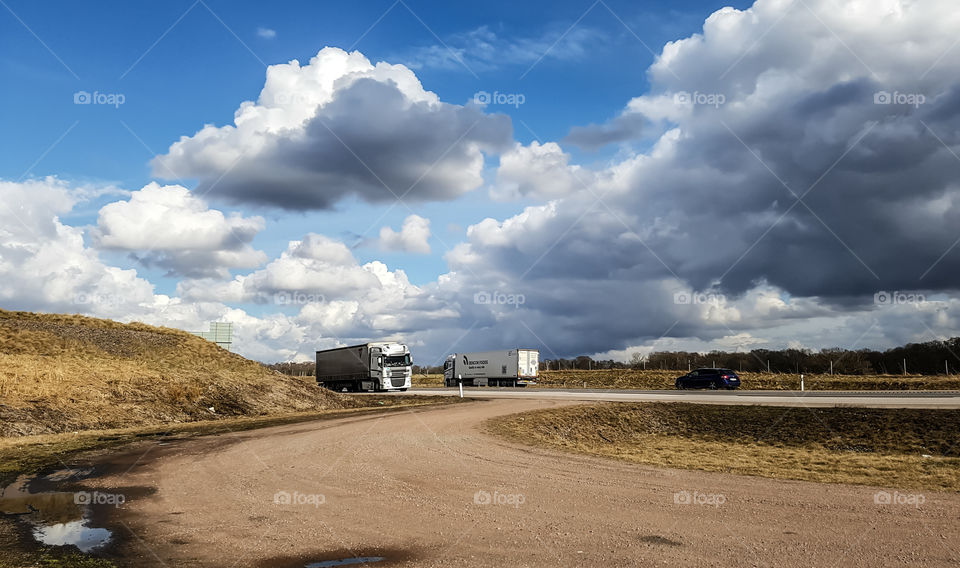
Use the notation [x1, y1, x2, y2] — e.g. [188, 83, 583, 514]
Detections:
[443, 349, 539, 387]
[316, 342, 412, 392]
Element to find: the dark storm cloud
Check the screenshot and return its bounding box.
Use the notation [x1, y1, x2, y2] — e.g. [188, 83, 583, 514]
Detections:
[563, 114, 645, 151]
[444, 0, 960, 358]
[190, 79, 512, 209]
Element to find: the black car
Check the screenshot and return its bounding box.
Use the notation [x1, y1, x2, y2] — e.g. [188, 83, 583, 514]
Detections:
[675, 368, 741, 390]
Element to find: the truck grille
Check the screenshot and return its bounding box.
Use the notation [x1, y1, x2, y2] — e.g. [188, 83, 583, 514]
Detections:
[391, 378, 406, 387]
[390, 370, 406, 378]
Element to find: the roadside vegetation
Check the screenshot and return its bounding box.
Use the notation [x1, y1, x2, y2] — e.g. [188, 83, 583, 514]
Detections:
[413, 369, 960, 390]
[0, 309, 369, 437]
[0, 309, 458, 464]
[490, 402, 960, 491]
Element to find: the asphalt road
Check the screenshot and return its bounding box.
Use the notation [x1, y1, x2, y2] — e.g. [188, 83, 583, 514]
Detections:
[397, 387, 960, 408]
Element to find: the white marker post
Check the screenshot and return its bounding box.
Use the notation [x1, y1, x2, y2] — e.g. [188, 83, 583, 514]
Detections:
[800, 373, 804, 392]
[459, 375, 463, 398]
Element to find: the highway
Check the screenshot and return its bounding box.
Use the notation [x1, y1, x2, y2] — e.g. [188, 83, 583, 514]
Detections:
[398, 387, 960, 408]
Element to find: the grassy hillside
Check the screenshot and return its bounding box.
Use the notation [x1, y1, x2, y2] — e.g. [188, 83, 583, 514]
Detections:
[0, 310, 354, 436]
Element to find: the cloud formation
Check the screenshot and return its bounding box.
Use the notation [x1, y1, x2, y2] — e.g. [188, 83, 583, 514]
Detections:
[375, 214, 432, 254]
[93, 183, 266, 278]
[492, 142, 591, 201]
[400, 25, 602, 72]
[153, 47, 512, 210]
[456, 0, 960, 356]
[6, 0, 960, 366]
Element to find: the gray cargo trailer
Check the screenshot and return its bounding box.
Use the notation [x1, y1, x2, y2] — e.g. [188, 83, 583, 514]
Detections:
[443, 348, 539, 387]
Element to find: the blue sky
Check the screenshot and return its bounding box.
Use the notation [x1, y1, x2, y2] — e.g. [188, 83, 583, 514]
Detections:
[0, 0, 748, 289]
[2, 0, 957, 363]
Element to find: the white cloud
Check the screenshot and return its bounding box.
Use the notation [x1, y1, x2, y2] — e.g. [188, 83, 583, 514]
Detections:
[493, 142, 591, 201]
[400, 25, 602, 72]
[375, 214, 431, 254]
[0, 178, 159, 318]
[93, 182, 266, 278]
[256, 27, 276, 39]
[153, 47, 512, 210]
[0, 178, 442, 363]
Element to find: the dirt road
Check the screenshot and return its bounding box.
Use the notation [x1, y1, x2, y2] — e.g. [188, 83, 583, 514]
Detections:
[85, 399, 958, 567]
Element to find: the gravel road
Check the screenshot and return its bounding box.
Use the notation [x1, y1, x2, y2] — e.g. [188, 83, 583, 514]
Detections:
[89, 399, 958, 567]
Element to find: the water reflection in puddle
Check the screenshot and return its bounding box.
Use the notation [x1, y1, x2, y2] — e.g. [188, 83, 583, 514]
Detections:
[305, 557, 385, 567]
[0, 472, 114, 552]
[33, 520, 112, 552]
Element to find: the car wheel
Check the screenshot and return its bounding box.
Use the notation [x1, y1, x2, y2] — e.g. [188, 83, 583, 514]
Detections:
[709, 381, 719, 390]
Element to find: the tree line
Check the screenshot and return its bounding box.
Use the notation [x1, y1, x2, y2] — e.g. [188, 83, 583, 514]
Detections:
[267, 337, 960, 376]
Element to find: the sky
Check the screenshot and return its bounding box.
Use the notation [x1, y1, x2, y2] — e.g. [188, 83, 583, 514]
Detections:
[1, 0, 958, 365]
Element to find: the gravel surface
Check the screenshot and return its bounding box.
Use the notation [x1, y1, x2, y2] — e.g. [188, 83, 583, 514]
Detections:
[85, 399, 959, 567]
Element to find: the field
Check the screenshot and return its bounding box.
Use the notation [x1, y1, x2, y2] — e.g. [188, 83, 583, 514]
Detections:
[490, 402, 960, 490]
[414, 369, 960, 390]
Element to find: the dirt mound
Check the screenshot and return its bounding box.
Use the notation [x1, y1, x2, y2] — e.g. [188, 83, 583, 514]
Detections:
[0, 309, 353, 437]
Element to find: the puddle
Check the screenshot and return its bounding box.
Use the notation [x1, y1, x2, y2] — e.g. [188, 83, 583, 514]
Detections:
[0, 471, 115, 552]
[305, 558, 385, 567]
[33, 520, 112, 552]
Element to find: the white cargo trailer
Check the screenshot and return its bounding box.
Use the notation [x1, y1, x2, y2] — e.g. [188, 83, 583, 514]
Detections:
[316, 342, 412, 392]
[443, 349, 539, 387]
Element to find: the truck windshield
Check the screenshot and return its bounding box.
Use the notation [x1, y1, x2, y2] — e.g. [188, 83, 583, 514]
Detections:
[384, 354, 411, 367]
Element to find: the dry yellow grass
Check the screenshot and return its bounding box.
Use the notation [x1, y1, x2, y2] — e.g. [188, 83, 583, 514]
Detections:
[0, 309, 357, 436]
[489, 402, 960, 491]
